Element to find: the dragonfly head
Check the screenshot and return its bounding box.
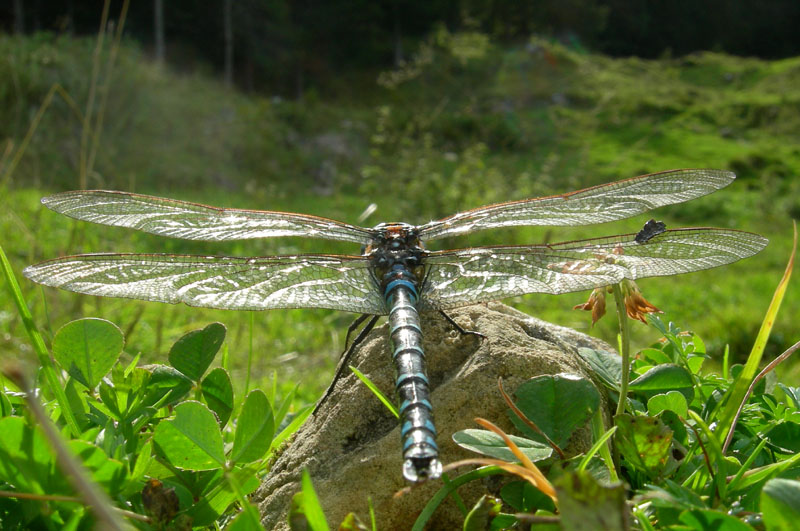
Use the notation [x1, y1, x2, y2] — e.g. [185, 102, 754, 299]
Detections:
[370, 221, 417, 235]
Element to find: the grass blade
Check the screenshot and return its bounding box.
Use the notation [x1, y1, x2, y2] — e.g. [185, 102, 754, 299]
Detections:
[578, 424, 618, 473]
[0, 243, 80, 435]
[413, 466, 504, 531]
[299, 469, 330, 531]
[350, 365, 398, 418]
[717, 223, 796, 450]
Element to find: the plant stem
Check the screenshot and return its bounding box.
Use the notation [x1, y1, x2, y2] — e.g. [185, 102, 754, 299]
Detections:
[79, 0, 110, 189]
[246, 311, 254, 395]
[612, 284, 630, 417]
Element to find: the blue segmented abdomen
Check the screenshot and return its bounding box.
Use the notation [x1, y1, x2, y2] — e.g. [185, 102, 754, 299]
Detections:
[385, 273, 442, 482]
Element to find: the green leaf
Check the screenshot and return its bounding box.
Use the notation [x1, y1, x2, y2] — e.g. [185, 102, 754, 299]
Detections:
[658, 410, 688, 447]
[142, 365, 193, 408]
[231, 390, 275, 465]
[189, 465, 260, 526]
[202, 368, 234, 427]
[647, 391, 689, 418]
[510, 373, 600, 447]
[679, 509, 753, 530]
[0, 416, 57, 493]
[338, 512, 369, 530]
[638, 348, 671, 366]
[614, 414, 673, 477]
[686, 355, 706, 374]
[577, 348, 622, 390]
[629, 364, 693, 400]
[648, 314, 668, 335]
[64, 377, 89, 429]
[153, 401, 225, 470]
[289, 469, 329, 531]
[554, 471, 626, 531]
[778, 384, 800, 409]
[452, 429, 552, 462]
[123, 350, 142, 377]
[68, 440, 126, 496]
[97, 380, 122, 420]
[500, 481, 556, 513]
[131, 440, 153, 484]
[765, 421, 800, 453]
[643, 480, 706, 513]
[762, 478, 800, 530]
[0, 388, 12, 417]
[629, 364, 693, 391]
[227, 502, 266, 531]
[52, 318, 123, 388]
[168, 322, 226, 381]
[463, 495, 502, 531]
[491, 514, 523, 530]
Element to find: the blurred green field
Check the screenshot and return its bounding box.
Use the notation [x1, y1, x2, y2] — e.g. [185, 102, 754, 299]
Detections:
[1, 32, 798, 405]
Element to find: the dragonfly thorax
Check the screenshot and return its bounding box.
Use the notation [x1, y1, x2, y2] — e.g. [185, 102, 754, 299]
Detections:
[365, 222, 427, 283]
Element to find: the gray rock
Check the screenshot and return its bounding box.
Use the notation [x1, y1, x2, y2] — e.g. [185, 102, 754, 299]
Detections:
[253, 302, 613, 530]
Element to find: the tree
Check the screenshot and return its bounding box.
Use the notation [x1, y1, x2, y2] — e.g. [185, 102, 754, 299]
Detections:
[154, 0, 165, 63]
[223, 0, 233, 87]
[13, 0, 23, 34]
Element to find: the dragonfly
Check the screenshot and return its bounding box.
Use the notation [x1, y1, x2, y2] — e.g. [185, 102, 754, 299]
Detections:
[23, 168, 768, 482]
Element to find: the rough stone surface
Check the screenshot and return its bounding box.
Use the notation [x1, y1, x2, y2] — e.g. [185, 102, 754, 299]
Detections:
[253, 302, 613, 530]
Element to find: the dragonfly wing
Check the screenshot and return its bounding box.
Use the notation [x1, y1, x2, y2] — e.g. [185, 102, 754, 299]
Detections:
[418, 228, 767, 310]
[24, 253, 387, 314]
[417, 169, 735, 241]
[418, 249, 628, 311]
[42, 190, 374, 245]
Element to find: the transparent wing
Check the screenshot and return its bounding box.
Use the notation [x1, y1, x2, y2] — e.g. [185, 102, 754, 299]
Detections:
[418, 228, 767, 310]
[24, 253, 387, 314]
[417, 169, 735, 241]
[42, 190, 375, 245]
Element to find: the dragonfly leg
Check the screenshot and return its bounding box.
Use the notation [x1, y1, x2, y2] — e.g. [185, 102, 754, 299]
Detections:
[343, 313, 373, 354]
[313, 314, 380, 415]
[439, 310, 487, 341]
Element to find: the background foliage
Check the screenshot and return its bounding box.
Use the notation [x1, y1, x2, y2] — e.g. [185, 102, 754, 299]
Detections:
[2, 0, 800, 95]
